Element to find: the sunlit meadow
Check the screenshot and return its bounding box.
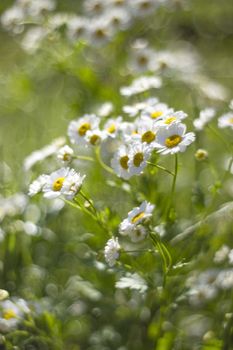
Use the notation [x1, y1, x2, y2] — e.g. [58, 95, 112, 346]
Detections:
[0, 0, 233, 349]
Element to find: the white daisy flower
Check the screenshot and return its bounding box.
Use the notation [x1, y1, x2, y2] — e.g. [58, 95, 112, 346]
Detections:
[228, 250, 233, 265]
[129, 47, 157, 73]
[128, 142, 151, 175]
[129, 225, 148, 242]
[57, 145, 74, 164]
[42, 168, 85, 200]
[97, 102, 114, 118]
[129, 0, 159, 17]
[68, 114, 100, 146]
[155, 122, 195, 155]
[214, 245, 230, 264]
[120, 76, 162, 97]
[193, 108, 216, 130]
[156, 110, 188, 126]
[111, 144, 132, 180]
[119, 201, 155, 235]
[104, 237, 121, 267]
[104, 8, 131, 31]
[28, 175, 49, 197]
[83, 0, 108, 16]
[85, 128, 107, 146]
[120, 121, 138, 142]
[23, 137, 66, 171]
[133, 118, 159, 148]
[0, 298, 30, 332]
[123, 97, 159, 117]
[103, 117, 122, 138]
[141, 102, 173, 121]
[86, 17, 114, 46]
[67, 16, 89, 42]
[218, 112, 233, 129]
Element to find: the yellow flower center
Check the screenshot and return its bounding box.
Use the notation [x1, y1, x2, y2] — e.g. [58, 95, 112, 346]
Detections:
[150, 111, 163, 119]
[164, 117, 176, 125]
[119, 156, 129, 170]
[107, 125, 116, 133]
[228, 117, 233, 124]
[133, 152, 144, 167]
[132, 211, 145, 224]
[3, 309, 17, 320]
[165, 135, 182, 148]
[53, 177, 65, 191]
[141, 131, 155, 144]
[90, 134, 100, 145]
[78, 123, 91, 136]
[95, 29, 105, 38]
[138, 55, 148, 66]
[63, 154, 70, 161]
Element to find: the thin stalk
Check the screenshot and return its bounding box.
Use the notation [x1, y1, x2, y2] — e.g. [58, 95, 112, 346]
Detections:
[147, 161, 175, 176]
[73, 155, 94, 162]
[95, 146, 114, 174]
[80, 190, 98, 216]
[164, 154, 178, 221]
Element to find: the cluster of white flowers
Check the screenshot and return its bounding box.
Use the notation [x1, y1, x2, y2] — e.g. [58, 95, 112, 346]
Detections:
[104, 237, 121, 267]
[65, 90, 195, 181]
[104, 200, 154, 266]
[1, 0, 180, 52]
[214, 245, 233, 265]
[29, 168, 85, 200]
[119, 201, 154, 242]
[187, 268, 233, 306]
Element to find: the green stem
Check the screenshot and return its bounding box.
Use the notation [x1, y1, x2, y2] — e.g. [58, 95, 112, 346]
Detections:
[165, 154, 178, 221]
[73, 155, 94, 162]
[80, 190, 98, 216]
[95, 146, 114, 174]
[147, 161, 175, 176]
[149, 232, 172, 288]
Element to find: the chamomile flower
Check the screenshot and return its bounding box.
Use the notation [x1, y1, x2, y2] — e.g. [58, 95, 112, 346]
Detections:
[103, 117, 122, 138]
[85, 128, 107, 146]
[193, 108, 216, 131]
[123, 98, 158, 117]
[28, 175, 49, 197]
[130, 0, 159, 17]
[120, 76, 162, 97]
[57, 145, 74, 164]
[23, 137, 66, 171]
[141, 102, 173, 121]
[133, 118, 159, 148]
[119, 201, 155, 234]
[218, 112, 233, 129]
[67, 16, 89, 42]
[104, 237, 121, 267]
[68, 114, 100, 146]
[83, 0, 108, 16]
[111, 144, 131, 180]
[104, 8, 131, 31]
[0, 298, 30, 332]
[129, 47, 157, 73]
[157, 110, 188, 126]
[155, 122, 195, 155]
[97, 102, 114, 118]
[120, 121, 138, 142]
[128, 142, 151, 175]
[42, 168, 85, 200]
[129, 225, 148, 242]
[87, 18, 114, 46]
